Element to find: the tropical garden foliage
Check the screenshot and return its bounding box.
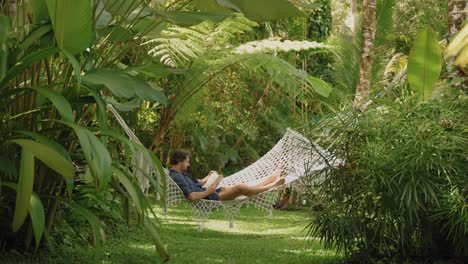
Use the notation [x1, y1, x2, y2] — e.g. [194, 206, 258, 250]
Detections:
[0, 0, 466, 263]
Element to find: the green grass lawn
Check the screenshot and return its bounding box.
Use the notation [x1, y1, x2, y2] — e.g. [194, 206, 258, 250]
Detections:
[3, 202, 341, 264]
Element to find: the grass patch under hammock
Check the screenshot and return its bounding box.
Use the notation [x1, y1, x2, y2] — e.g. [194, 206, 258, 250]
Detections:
[3, 202, 341, 264]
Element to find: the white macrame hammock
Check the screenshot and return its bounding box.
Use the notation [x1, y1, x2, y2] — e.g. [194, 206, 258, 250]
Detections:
[108, 104, 339, 231]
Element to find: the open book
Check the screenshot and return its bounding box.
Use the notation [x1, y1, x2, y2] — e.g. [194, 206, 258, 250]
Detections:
[202, 172, 223, 188]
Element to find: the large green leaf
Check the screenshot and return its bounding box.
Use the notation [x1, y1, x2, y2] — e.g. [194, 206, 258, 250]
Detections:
[155, 10, 231, 27]
[26, 0, 50, 24]
[133, 18, 168, 38]
[101, 129, 166, 198]
[101, 0, 142, 15]
[2, 182, 45, 249]
[16, 131, 71, 162]
[112, 167, 144, 216]
[18, 24, 53, 52]
[130, 63, 174, 79]
[64, 123, 112, 190]
[45, 0, 93, 54]
[85, 87, 108, 130]
[60, 49, 82, 91]
[193, 0, 234, 13]
[12, 149, 35, 232]
[407, 28, 442, 100]
[10, 139, 74, 179]
[135, 82, 167, 105]
[69, 201, 101, 249]
[83, 69, 135, 98]
[29, 193, 45, 249]
[143, 217, 169, 261]
[0, 15, 8, 81]
[97, 25, 135, 43]
[105, 97, 141, 112]
[0, 47, 59, 89]
[83, 69, 168, 104]
[36, 87, 74, 122]
[207, 0, 305, 22]
[307, 76, 332, 97]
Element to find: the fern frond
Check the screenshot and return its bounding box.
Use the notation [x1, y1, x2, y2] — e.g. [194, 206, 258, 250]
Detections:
[208, 14, 258, 45]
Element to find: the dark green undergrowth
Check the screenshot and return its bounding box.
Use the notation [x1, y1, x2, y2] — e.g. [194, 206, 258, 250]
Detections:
[2, 202, 341, 264]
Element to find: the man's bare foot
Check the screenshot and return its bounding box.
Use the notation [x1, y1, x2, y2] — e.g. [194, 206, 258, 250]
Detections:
[257, 173, 280, 187]
[267, 178, 285, 189]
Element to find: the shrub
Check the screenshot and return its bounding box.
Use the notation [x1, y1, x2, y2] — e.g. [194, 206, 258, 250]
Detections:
[306, 89, 467, 262]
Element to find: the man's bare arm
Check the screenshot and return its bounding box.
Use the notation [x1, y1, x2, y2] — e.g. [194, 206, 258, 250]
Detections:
[187, 186, 216, 201]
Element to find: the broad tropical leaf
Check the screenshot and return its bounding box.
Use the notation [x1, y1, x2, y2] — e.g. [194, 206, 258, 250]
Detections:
[143, 217, 169, 261]
[16, 131, 72, 162]
[36, 87, 74, 122]
[407, 28, 442, 100]
[2, 182, 45, 249]
[45, 0, 93, 54]
[97, 25, 135, 43]
[101, 128, 166, 198]
[60, 49, 82, 90]
[15, 24, 53, 56]
[69, 201, 101, 249]
[155, 11, 231, 27]
[83, 69, 168, 104]
[219, 0, 304, 22]
[29, 193, 45, 249]
[9, 139, 74, 179]
[101, 0, 141, 15]
[307, 76, 332, 97]
[26, 0, 50, 24]
[112, 166, 144, 216]
[12, 149, 35, 231]
[0, 47, 59, 89]
[65, 123, 112, 190]
[105, 97, 141, 112]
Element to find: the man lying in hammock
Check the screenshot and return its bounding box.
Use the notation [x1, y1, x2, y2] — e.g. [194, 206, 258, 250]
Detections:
[169, 149, 285, 201]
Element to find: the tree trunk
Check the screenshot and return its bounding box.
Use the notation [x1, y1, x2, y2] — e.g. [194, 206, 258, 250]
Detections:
[345, 0, 358, 33]
[353, 0, 376, 110]
[448, 0, 466, 36]
[149, 107, 172, 153]
[447, 0, 467, 81]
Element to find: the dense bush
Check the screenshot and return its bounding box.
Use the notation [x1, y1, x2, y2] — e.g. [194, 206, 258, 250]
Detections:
[306, 89, 467, 262]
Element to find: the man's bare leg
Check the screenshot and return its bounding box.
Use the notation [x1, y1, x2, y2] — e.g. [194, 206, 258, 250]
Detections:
[253, 167, 283, 187]
[219, 178, 285, 201]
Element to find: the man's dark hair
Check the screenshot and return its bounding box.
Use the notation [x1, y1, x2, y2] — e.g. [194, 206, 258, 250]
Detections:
[170, 149, 190, 165]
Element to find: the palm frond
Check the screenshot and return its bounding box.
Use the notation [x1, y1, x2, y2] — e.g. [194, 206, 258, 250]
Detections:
[233, 39, 331, 54]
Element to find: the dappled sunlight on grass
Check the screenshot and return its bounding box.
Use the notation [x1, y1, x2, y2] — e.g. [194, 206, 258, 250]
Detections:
[154, 202, 341, 263]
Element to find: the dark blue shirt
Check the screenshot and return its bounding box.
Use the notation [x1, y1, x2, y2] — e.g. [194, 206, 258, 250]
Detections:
[169, 169, 220, 200]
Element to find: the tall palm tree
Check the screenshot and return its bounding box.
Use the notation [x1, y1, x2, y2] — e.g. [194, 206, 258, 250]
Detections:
[448, 0, 466, 35]
[353, 0, 377, 110]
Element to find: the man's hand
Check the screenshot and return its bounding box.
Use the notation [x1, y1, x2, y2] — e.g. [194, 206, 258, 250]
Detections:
[187, 185, 217, 201]
[200, 170, 218, 185]
[206, 185, 216, 194]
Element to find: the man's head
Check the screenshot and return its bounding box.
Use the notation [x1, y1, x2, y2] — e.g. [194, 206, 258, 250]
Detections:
[170, 149, 191, 172]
